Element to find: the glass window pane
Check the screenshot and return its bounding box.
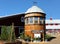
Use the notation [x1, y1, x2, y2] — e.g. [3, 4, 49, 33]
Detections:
[40, 17, 44, 24]
[29, 17, 33, 24]
[34, 17, 38, 24]
[21, 17, 24, 22]
[25, 18, 28, 24]
[40, 17, 43, 20]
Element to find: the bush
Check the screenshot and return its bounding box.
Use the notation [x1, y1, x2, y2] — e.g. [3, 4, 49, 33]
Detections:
[0, 26, 8, 41]
[0, 25, 16, 42]
[19, 33, 31, 41]
[19, 32, 25, 39]
[45, 34, 52, 39]
[24, 35, 31, 41]
[33, 37, 41, 41]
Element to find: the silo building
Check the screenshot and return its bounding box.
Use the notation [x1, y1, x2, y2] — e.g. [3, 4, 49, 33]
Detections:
[25, 5, 46, 40]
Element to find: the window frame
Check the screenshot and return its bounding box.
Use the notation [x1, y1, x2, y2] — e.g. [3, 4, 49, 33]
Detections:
[39, 17, 44, 24]
[25, 18, 29, 25]
[29, 17, 33, 24]
[34, 17, 39, 24]
[21, 17, 24, 22]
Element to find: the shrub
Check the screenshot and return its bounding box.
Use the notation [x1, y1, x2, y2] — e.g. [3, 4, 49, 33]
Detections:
[19, 32, 25, 39]
[0, 26, 8, 41]
[0, 25, 16, 42]
[45, 34, 52, 39]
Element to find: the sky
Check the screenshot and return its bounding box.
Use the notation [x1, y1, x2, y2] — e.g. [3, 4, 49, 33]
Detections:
[0, 0, 60, 19]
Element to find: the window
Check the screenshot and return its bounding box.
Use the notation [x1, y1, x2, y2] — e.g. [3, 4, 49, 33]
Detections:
[25, 18, 28, 24]
[40, 17, 44, 24]
[25, 17, 33, 24]
[34, 17, 38, 24]
[21, 17, 24, 22]
[29, 17, 33, 24]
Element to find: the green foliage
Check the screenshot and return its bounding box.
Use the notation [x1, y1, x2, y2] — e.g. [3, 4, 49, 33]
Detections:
[20, 32, 25, 39]
[0, 26, 16, 42]
[33, 37, 40, 41]
[45, 34, 52, 39]
[0, 26, 8, 41]
[19, 33, 31, 41]
[11, 32, 16, 42]
[24, 35, 31, 40]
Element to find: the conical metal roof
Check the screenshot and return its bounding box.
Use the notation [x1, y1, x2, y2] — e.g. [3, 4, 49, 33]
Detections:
[25, 6, 44, 13]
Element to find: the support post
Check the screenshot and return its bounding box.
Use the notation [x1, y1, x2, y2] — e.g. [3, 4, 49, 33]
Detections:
[43, 33, 44, 42]
[31, 31, 32, 42]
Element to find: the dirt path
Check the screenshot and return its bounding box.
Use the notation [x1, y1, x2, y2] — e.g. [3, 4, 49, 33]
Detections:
[48, 34, 60, 44]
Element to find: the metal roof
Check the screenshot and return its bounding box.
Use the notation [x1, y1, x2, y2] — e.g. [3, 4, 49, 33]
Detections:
[45, 20, 60, 24]
[25, 6, 44, 13]
[0, 13, 25, 18]
[46, 19, 60, 29]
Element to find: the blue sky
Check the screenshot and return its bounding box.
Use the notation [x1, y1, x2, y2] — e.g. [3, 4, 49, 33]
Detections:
[0, 0, 60, 19]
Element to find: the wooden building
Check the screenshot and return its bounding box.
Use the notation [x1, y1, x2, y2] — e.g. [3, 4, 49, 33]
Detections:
[0, 5, 46, 40]
[0, 13, 25, 37]
[25, 6, 46, 40]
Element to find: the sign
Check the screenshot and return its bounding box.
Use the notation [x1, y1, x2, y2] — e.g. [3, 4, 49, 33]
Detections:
[34, 34, 41, 38]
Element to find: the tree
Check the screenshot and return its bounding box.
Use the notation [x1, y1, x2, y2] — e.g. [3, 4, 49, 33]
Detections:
[1, 26, 8, 41]
[0, 24, 16, 42]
